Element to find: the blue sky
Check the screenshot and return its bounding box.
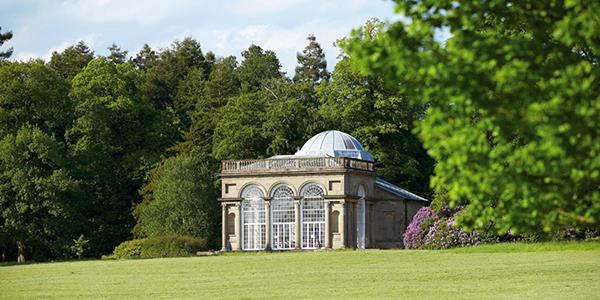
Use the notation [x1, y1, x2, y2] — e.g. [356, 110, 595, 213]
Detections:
[1, 0, 398, 75]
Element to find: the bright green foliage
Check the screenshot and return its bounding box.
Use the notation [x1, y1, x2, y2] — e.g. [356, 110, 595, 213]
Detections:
[0, 61, 72, 138]
[0, 125, 79, 261]
[238, 44, 283, 92]
[294, 34, 330, 83]
[71, 234, 90, 259]
[318, 57, 433, 197]
[0, 26, 13, 59]
[68, 59, 177, 255]
[212, 78, 316, 160]
[135, 155, 220, 247]
[48, 41, 95, 81]
[112, 235, 207, 259]
[212, 92, 270, 160]
[347, 1, 600, 233]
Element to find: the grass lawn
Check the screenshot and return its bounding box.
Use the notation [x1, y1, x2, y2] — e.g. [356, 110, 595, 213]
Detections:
[1, 242, 599, 299]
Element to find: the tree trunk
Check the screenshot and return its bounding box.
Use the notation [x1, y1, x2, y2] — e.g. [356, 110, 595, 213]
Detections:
[17, 242, 25, 264]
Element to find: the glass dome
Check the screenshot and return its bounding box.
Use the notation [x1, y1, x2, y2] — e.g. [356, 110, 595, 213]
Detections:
[294, 130, 374, 161]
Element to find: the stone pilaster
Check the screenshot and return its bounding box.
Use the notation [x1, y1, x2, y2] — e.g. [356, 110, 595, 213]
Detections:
[324, 201, 331, 248]
[339, 201, 346, 248]
[294, 197, 301, 249]
[221, 203, 227, 251]
[265, 200, 271, 251]
[235, 202, 242, 251]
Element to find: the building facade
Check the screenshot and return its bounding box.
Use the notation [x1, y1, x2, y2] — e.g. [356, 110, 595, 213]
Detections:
[219, 130, 427, 251]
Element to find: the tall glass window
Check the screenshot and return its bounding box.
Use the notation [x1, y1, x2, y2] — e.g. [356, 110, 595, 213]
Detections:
[301, 184, 325, 249]
[271, 185, 295, 250]
[241, 185, 266, 250]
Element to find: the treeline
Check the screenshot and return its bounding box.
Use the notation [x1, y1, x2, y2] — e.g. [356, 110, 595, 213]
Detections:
[0, 21, 433, 261]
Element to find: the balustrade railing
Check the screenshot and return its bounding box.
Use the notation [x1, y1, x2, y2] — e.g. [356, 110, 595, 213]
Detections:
[221, 157, 374, 173]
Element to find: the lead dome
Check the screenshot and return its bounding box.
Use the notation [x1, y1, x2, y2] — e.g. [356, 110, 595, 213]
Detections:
[294, 130, 374, 162]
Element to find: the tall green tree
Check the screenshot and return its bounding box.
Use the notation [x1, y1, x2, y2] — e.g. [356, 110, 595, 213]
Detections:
[294, 34, 330, 83]
[212, 92, 269, 160]
[134, 154, 220, 248]
[173, 67, 206, 130]
[205, 56, 240, 100]
[173, 56, 240, 156]
[142, 38, 209, 110]
[0, 125, 79, 261]
[0, 26, 13, 59]
[0, 61, 72, 138]
[48, 41, 95, 81]
[318, 57, 433, 197]
[238, 44, 282, 93]
[132, 44, 157, 71]
[348, 0, 600, 234]
[106, 43, 128, 65]
[68, 59, 177, 255]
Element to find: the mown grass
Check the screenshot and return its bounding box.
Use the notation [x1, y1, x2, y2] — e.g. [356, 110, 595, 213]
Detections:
[1, 241, 599, 299]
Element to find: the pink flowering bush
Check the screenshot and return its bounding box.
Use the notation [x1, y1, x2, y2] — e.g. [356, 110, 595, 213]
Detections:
[403, 207, 435, 249]
[404, 206, 481, 249]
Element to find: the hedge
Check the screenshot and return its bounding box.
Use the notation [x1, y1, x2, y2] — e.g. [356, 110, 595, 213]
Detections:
[113, 235, 207, 259]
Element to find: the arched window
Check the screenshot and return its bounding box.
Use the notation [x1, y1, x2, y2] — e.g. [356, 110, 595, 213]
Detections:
[271, 185, 295, 250]
[356, 186, 366, 249]
[241, 185, 266, 250]
[301, 184, 325, 249]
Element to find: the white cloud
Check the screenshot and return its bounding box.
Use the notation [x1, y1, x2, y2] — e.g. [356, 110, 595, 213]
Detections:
[11, 35, 98, 62]
[204, 20, 352, 75]
[61, 0, 191, 24]
[229, 0, 306, 16]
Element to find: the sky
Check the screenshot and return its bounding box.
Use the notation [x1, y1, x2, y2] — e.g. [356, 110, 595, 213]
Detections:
[1, 0, 398, 76]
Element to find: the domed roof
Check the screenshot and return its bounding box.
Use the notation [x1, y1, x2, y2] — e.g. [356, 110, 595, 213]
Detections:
[295, 130, 374, 161]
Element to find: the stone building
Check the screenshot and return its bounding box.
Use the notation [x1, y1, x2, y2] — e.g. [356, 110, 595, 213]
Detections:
[219, 130, 427, 251]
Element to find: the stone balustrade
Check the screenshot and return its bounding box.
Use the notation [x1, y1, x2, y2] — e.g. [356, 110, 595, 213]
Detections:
[221, 157, 374, 174]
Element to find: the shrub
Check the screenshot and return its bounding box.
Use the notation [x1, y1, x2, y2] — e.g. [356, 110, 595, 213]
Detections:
[113, 235, 207, 259]
[403, 207, 435, 249]
[422, 215, 481, 249]
[404, 206, 480, 249]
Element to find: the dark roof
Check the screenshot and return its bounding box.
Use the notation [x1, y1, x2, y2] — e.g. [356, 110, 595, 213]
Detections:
[375, 178, 428, 202]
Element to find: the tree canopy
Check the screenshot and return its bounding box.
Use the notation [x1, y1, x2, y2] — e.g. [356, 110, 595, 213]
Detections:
[347, 0, 600, 234]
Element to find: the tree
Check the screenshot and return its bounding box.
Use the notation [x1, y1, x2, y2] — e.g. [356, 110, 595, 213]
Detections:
[261, 78, 315, 156]
[347, 0, 600, 234]
[317, 57, 433, 197]
[0, 125, 79, 261]
[205, 56, 240, 100]
[48, 41, 95, 81]
[0, 61, 72, 138]
[0, 26, 13, 59]
[68, 59, 177, 255]
[132, 44, 157, 71]
[212, 92, 270, 160]
[238, 44, 282, 92]
[135, 154, 220, 248]
[106, 43, 128, 64]
[173, 67, 206, 130]
[142, 38, 209, 110]
[294, 34, 330, 83]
